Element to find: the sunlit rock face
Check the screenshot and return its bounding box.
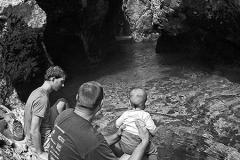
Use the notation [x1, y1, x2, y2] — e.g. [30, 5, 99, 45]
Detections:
[121, 0, 196, 41]
[0, 0, 51, 103]
[122, 0, 183, 42]
[123, 0, 240, 61]
[122, 0, 160, 42]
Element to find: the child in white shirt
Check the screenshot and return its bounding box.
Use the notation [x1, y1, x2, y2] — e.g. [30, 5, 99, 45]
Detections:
[116, 88, 158, 160]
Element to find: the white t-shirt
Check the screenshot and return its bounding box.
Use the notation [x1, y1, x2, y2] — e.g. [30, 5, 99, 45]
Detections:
[116, 110, 156, 136]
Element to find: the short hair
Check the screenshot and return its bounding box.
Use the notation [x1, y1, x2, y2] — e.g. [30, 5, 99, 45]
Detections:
[44, 66, 67, 80]
[77, 81, 104, 110]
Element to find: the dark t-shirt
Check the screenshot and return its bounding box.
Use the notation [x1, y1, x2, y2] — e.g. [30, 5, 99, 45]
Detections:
[48, 109, 118, 160]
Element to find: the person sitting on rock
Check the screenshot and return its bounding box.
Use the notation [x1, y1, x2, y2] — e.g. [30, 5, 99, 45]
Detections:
[24, 66, 69, 160]
[116, 88, 158, 160]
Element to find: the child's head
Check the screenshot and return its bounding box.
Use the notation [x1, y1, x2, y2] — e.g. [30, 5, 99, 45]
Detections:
[129, 88, 147, 110]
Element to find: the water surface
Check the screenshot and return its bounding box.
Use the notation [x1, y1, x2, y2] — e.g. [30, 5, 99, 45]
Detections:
[52, 42, 240, 160]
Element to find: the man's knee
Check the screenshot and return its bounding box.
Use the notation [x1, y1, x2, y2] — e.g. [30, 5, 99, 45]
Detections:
[56, 98, 68, 105]
[55, 98, 69, 113]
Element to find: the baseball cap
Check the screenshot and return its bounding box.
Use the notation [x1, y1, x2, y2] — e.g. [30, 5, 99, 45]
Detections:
[77, 81, 104, 109]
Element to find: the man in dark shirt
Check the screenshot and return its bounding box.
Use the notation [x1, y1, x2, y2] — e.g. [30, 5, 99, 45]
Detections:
[48, 81, 150, 160]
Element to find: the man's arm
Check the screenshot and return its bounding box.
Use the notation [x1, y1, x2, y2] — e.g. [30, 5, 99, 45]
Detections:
[106, 121, 150, 160]
[105, 133, 120, 146]
[116, 112, 127, 128]
[127, 120, 150, 160]
[86, 121, 149, 160]
[105, 124, 126, 146]
[30, 115, 43, 154]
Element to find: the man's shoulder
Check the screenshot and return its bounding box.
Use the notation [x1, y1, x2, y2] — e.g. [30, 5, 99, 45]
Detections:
[56, 109, 91, 128]
[27, 88, 48, 102]
[55, 109, 100, 143]
[61, 108, 74, 115]
[50, 113, 107, 160]
[55, 108, 74, 122]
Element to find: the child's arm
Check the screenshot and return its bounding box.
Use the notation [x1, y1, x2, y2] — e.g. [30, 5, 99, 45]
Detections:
[116, 112, 126, 128]
[145, 113, 157, 135]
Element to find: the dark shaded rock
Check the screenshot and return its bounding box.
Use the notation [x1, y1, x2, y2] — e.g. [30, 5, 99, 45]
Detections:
[36, 0, 90, 70]
[0, 1, 51, 103]
[204, 38, 240, 65]
[123, 0, 240, 63]
[43, 33, 89, 74]
[37, 0, 119, 67]
[155, 30, 203, 55]
[100, 0, 124, 60]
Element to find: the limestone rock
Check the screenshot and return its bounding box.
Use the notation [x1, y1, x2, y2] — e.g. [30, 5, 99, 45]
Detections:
[123, 0, 240, 60]
[0, 0, 52, 103]
[122, 0, 160, 42]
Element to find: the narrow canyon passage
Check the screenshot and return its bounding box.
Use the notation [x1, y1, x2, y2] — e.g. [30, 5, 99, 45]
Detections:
[51, 41, 240, 159]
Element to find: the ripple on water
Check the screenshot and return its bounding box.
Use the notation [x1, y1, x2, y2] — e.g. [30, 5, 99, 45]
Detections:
[93, 43, 240, 159]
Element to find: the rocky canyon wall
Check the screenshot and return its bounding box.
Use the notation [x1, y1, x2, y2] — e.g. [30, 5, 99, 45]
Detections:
[0, 0, 51, 104]
[0, 0, 119, 103]
[122, 0, 240, 63]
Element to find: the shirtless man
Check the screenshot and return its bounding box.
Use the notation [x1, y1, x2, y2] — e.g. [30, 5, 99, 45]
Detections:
[24, 66, 69, 160]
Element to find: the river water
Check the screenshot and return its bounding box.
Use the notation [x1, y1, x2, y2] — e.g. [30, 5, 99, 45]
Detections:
[52, 41, 240, 159]
[56, 41, 213, 103]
